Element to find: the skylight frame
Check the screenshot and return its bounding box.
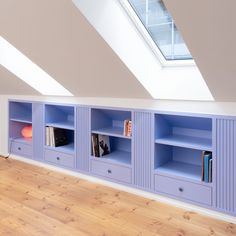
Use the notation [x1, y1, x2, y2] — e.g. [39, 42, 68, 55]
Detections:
[119, 0, 195, 67]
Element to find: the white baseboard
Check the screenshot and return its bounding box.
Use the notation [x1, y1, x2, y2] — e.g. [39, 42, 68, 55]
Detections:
[10, 155, 236, 224]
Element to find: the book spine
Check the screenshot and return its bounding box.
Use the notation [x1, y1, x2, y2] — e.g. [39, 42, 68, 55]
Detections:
[201, 151, 205, 181]
[204, 155, 209, 183]
[126, 120, 132, 137]
[209, 159, 212, 183]
[46, 126, 50, 146]
[123, 119, 128, 136]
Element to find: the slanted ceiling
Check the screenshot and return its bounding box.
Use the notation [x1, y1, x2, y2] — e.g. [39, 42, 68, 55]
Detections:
[163, 0, 236, 101]
[0, 0, 150, 98]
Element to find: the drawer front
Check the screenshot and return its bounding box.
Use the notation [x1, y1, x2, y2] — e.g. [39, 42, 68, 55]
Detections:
[91, 160, 132, 184]
[154, 175, 212, 206]
[11, 141, 32, 157]
[45, 149, 74, 168]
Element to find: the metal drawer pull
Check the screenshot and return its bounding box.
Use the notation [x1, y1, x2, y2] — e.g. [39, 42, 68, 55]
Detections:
[56, 157, 60, 160]
[178, 187, 184, 192]
[18, 147, 21, 151]
[107, 169, 112, 174]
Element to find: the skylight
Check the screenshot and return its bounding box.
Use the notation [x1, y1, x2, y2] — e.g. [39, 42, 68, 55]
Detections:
[0, 36, 73, 96]
[127, 0, 192, 61]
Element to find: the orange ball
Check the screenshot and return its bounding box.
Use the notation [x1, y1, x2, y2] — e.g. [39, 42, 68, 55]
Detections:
[21, 125, 32, 139]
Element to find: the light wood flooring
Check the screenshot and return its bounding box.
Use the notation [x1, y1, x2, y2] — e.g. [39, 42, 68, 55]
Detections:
[0, 158, 235, 236]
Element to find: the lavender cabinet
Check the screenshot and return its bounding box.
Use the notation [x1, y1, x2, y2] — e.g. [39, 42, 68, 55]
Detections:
[215, 118, 236, 216]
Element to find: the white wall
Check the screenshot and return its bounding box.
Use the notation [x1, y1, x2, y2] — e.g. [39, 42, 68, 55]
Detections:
[1, 94, 236, 156]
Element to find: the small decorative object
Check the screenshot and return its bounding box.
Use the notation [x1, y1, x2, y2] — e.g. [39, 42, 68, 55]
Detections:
[21, 125, 32, 139]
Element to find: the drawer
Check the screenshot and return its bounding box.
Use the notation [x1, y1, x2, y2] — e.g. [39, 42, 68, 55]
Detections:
[154, 175, 212, 206]
[11, 141, 32, 157]
[91, 160, 132, 184]
[45, 149, 74, 168]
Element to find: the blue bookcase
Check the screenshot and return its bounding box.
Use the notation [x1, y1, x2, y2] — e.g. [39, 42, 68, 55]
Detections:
[90, 108, 132, 184]
[7, 100, 236, 217]
[9, 101, 33, 158]
[44, 104, 76, 169]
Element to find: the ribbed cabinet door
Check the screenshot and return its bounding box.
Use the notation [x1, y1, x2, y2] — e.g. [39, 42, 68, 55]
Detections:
[216, 118, 236, 215]
[76, 106, 90, 172]
[32, 103, 44, 160]
[133, 111, 153, 190]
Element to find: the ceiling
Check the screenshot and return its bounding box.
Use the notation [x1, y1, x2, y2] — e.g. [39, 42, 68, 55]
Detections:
[0, 0, 150, 98]
[0, 0, 236, 101]
[163, 0, 236, 101]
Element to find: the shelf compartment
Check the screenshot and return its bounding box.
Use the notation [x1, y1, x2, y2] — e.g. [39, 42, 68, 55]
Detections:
[9, 102, 32, 123]
[91, 136, 132, 166]
[92, 127, 131, 139]
[155, 144, 207, 182]
[9, 120, 33, 141]
[45, 104, 75, 129]
[155, 114, 212, 151]
[91, 108, 132, 138]
[91, 150, 131, 167]
[155, 135, 212, 151]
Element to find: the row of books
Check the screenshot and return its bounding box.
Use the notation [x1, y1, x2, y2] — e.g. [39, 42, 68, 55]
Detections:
[45, 126, 68, 147]
[201, 151, 212, 183]
[123, 119, 132, 137]
[91, 134, 110, 157]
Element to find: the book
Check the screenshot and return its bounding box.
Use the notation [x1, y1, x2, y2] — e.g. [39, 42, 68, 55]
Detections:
[201, 151, 205, 181]
[49, 126, 55, 147]
[126, 120, 132, 137]
[91, 133, 100, 157]
[209, 159, 212, 183]
[53, 128, 68, 147]
[45, 126, 50, 146]
[203, 151, 212, 183]
[98, 134, 110, 157]
[123, 119, 129, 136]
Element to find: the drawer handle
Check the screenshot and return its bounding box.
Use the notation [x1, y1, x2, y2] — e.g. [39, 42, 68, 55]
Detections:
[18, 147, 21, 151]
[56, 157, 60, 161]
[107, 169, 112, 174]
[178, 187, 184, 192]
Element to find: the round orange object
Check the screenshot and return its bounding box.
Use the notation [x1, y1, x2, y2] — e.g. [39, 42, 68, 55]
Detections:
[21, 125, 32, 139]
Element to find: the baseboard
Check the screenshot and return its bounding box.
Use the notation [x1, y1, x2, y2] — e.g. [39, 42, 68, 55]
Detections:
[10, 154, 236, 224]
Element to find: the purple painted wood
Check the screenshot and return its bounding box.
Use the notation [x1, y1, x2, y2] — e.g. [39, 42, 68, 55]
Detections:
[216, 119, 236, 215]
[33, 103, 44, 160]
[133, 112, 153, 190]
[45, 149, 74, 168]
[155, 174, 212, 206]
[11, 140, 32, 158]
[91, 159, 132, 184]
[76, 106, 90, 172]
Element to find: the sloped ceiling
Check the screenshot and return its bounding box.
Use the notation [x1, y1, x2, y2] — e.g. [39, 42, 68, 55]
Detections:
[0, 66, 40, 95]
[0, 0, 150, 98]
[163, 0, 236, 101]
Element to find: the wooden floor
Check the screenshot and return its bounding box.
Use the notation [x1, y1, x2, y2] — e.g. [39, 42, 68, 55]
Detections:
[0, 159, 235, 236]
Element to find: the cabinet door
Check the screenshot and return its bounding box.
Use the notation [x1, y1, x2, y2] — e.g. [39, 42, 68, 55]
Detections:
[216, 118, 236, 215]
[133, 111, 153, 190]
[76, 106, 90, 172]
[33, 103, 44, 160]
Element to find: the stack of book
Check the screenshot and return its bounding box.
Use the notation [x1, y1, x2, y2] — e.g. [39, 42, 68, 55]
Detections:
[202, 151, 212, 183]
[91, 134, 110, 157]
[45, 126, 68, 147]
[123, 119, 132, 137]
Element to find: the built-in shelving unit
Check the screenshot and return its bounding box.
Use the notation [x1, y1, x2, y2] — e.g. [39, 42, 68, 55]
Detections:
[91, 108, 132, 167]
[154, 114, 213, 183]
[44, 104, 75, 154]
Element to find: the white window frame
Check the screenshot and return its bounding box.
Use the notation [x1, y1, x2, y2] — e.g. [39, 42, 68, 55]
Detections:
[119, 0, 195, 67]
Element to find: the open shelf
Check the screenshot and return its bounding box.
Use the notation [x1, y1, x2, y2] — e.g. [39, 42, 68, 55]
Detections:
[92, 127, 131, 139]
[155, 135, 212, 151]
[91, 108, 132, 138]
[91, 150, 131, 167]
[45, 142, 74, 154]
[9, 101, 32, 123]
[154, 143, 211, 183]
[45, 104, 75, 129]
[155, 161, 202, 182]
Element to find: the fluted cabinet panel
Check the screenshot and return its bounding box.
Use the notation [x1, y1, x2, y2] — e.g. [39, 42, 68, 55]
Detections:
[76, 107, 90, 172]
[133, 111, 153, 190]
[216, 119, 236, 215]
[33, 103, 44, 160]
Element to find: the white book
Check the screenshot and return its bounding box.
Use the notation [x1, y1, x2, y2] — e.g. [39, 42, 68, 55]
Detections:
[45, 126, 50, 146]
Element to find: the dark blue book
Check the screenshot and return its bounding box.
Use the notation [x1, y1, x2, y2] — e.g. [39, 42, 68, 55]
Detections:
[204, 152, 212, 182]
